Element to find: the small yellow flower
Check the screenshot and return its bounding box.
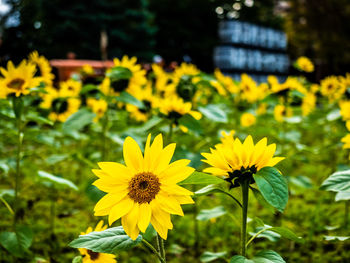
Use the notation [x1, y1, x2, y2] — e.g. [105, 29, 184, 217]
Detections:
[302, 92, 317, 116]
[92, 134, 195, 240]
[0, 60, 41, 97]
[78, 221, 117, 263]
[296, 56, 314, 72]
[60, 79, 82, 97]
[201, 135, 284, 178]
[256, 103, 267, 115]
[320, 76, 346, 102]
[214, 69, 239, 94]
[87, 98, 108, 122]
[81, 64, 95, 75]
[29, 51, 55, 86]
[274, 105, 292, 122]
[240, 113, 256, 127]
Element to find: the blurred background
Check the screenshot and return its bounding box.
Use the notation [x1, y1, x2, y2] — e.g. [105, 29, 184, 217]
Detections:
[0, 0, 349, 81]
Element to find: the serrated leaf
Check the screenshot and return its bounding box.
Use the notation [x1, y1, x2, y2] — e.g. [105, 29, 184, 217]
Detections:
[320, 170, 350, 192]
[179, 172, 224, 185]
[115, 92, 145, 109]
[200, 251, 227, 262]
[196, 206, 226, 221]
[253, 167, 288, 212]
[69, 226, 142, 253]
[63, 109, 96, 133]
[38, 171, 78, 190]
[0, 226, 33, 257]
[198, 104, 228, 123]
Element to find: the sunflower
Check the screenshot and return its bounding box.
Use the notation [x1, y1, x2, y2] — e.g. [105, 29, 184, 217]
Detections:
[240, 113, 256, 127]
[295, 56, 314, 73]
[157, 95, 202, 122]
[339, 100, 350, 121]
[29, 51, 55, 86]
[301, 92, 317, 116]
[102, 56, 147, 96]
[126, 83, 157, 122]
[256, 103, 267, 115]
[219, 130, 236, 145]
[0, 60, 40, 97]
[78, 220, 117, 263]
[87, 98, 108, 122]
[273, 104, 292, 122]
[210, 80, 227, 96]
[341, 134, 350, 149]
[152, 64, 173, 97]
[41, 87, 81, 122]
[239, 74, 266, 103]
[320, 76, 346, 102]
[214, 69, 239, 94]
[92, 134, 195, 240]
[60, 79, 82, 97]
[201, 135, 284, 187]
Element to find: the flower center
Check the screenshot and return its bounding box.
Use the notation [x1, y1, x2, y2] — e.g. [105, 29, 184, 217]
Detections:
[7, 78, 25, 91]
[87, 250, 100, 260]
[128, 172, 161, 204]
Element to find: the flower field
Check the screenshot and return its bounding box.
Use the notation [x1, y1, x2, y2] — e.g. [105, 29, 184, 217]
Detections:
[1, 53, 350, 263]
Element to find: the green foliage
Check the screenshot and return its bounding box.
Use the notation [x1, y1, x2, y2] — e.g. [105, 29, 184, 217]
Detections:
[200, 251, 227, 262]
[196, 206, 226, 221]
[38, 170, 78, 190]
[0, 226, 33, 258]
[115, 92, 145, 109]
[62, 109, 96, 134]
[69, 226, 142, 253]
[231, 250, 285, 263]
[320, 170, 350, 192]
[179, 172, 224, 185]
[198, 104, 228, 123]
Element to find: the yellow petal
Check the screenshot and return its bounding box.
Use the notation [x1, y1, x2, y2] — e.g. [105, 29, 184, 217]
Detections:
[151, 216, 168, 240]
[143, 134, 152, 171]
[92, 179, 128, 194]
[154, 143, 176, 174]
[94, 192, 128, 213]
[121, 203, 140, 240]
[108, 198, 134, 225]
[266, 157, 285, 167]
[96, 162, 133, 181]
[123, 137, 144, 172]
[173, 195, 195, 204]
[150, 134, 163, 169]
[137, 203, 151, 233]
[160, 165, 194, 184]
[161, 184, 193, 196]
[156, 194, 184, 216]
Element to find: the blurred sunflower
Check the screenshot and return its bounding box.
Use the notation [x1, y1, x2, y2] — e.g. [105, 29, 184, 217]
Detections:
[341, 134, 350, 149]
[219, 130, 236, 145]
[320, 76, 346, 102]
[339, 100, 350, 120]
[152, 64, 173, 97]
[87, 98, 108, 122]
[29, 51, 55, 86]
[41, 87, 80, 122]
[101, 56, 147, 97]
[92, 134, 195, 240]
[0, 60, 40, 97]
[274, 104, 292, 122]
[214, 69, 239, 94]
[126, 83, 156, 122]
[240, 112, 256, 127]
[256, 103, 267, 115]
[295, 56, 314, 73]
[202, 135, 284, 188]
[210, 80, 227, 96]
[78, 220, 117, 263]
[60, 79, 82, 97]
[301, 92, 317, 116]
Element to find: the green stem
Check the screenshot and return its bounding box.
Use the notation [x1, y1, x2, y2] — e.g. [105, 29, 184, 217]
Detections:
[156, 233, 166, 262]
[240, 180, 249, 257]
[0, 196, 14, 215]
[142, 239, 165, 263]
[246, 228, 268, 248]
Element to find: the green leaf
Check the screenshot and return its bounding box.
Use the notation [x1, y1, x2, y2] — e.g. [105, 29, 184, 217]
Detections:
[195, 184, 242, 207]
[115, 92, 145, 109]
[335, 191, 350, 201]
[267, 227, 303, 243]
[45, 154, 69, 165]
[253, 250, 286, 263]
[230, 255, 254, 263]
[107, 66, 133, 80]
[250, 187, 274, 211]
[179, 172, 224, 185]
[200, 251, 227, 262]
[38, 170, 78, 190]
[198, 104, 228, 123]
[72, 256, 83, 263]
[62, 109, 96, 133]
[0, 189, 15, 198]
[69, 226, 142, 253]
[0, 226, 33, 257]
[320, 170, 350, 192]
[81, 84, 99, 94]
[26, 113, 54, 126]
[324, 235, 350, 241]
[253, 167, 288, 212]
[196, 206, 226, 221]
[178, 114, 202, 134]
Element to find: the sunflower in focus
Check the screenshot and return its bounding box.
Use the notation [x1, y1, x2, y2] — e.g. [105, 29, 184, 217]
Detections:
[0, 60, 40, 97]
[126, 83, 157, 122]
[274, 104, 292, 122]
[240, 113, 256, 127]
[202, 135, 284, 188]
[92, 134, 195, 240]
[102, 56, 147, 96]
[41, 87, 80, 122]
[60, 79, 82, 97]
[87, 98, 108, 122]
[78, 220, 117, 263]
[320, 76, 346, 102]
[295, 56, 314, 73]
[29, 51, 55, 86]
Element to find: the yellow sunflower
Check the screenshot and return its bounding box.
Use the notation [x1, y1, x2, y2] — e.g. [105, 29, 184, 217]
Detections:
[78, 220, 117, 263]
[295, 56, 314, 73]
[126, 83, 157, 122]
[339, 100, 350, 121]
[92, 134, 195, 240]
[0, 60, 40, 97]
[273, 104, 292, 122]
[41, 87, 80, 122]
[239, 74, 266, 103]
[210, 80, 227, 96]
[240, 113, 256, 127]
[87, 98, 108, 122]
[201, 135, 284, 186]
[341, 134, 350, 149]
[214, 69, 239, 94]
[102, 56, 147, 97]
[301, 92, 317, 116]
[320, 76, 346, 102]
[28, 51, 55, 86]
[60, 79, 82, 97]
[219, 130, 236, 145]
[152, 64, 173, 97]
